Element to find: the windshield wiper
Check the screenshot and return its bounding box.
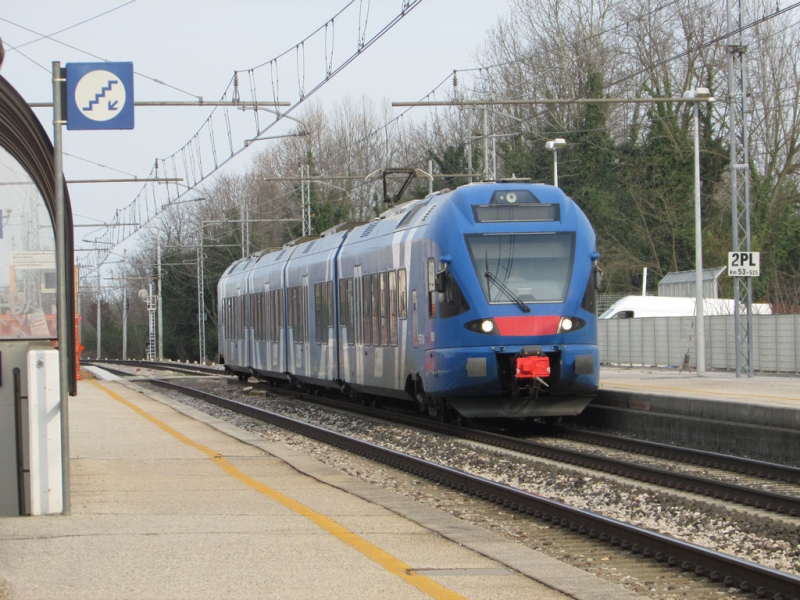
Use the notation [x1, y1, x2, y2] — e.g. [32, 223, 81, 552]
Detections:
[485, 271, 530, 313]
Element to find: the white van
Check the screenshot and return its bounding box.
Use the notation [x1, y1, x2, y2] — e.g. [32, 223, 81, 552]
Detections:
[599, 296, 772, 319]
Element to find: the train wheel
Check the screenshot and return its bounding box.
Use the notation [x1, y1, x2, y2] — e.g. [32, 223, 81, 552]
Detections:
[237, 373, 249, 382]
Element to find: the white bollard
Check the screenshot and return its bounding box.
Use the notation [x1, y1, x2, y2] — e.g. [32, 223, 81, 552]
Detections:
[27, 349, 63, 515]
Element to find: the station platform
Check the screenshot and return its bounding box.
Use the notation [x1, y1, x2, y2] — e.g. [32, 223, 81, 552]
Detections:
[600, 365, 800, 410]
[588, 366, 800, 465]
[0, 372, 637, 600]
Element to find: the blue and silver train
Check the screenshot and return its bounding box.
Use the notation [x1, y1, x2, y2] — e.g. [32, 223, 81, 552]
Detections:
[218, 180, 601, 420]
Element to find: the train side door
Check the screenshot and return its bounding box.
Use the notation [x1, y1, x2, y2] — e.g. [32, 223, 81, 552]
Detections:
[302, 275, 310, 374]
[353, 265, 363, 384]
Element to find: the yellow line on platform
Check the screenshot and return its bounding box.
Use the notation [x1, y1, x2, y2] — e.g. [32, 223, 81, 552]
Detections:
[89, 380, 466, 600]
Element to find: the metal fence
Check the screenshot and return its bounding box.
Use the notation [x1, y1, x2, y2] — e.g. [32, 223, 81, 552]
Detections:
[598, 314, 800, 373]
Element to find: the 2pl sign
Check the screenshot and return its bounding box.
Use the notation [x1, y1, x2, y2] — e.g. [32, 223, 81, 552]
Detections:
[66, 62, 134, 130]
[728, 251, 760, 277]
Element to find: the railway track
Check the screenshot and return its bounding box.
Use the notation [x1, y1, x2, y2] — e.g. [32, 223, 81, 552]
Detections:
[92, 361, 800, 518]
[89, 361, 800, 599]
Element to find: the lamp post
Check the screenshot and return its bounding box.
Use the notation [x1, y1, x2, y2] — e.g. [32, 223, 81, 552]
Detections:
[545, 138, 566, 186]
[683, 87, 715, 375]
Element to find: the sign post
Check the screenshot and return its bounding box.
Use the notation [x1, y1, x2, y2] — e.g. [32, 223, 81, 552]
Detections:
[53, 61, 71, 514]
[53, 60, 136, 514]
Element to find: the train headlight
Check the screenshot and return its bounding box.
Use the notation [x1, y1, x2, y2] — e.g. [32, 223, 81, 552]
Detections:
[557, 317, 586, 333]
[465, 318, 497, 334]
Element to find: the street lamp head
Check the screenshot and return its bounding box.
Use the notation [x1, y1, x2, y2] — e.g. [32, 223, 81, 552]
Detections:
[545, 138, 566, 151]
[684, 88, 715, 102]
[695, 87, 712, 99]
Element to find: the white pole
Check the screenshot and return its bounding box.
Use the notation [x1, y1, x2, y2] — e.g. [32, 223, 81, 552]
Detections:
[96, 269, 101, 359]
[642, 267, 648, 296]
[553, 149, 559, 187]
[694, 98, 705, 375]
[122, 250, 128, 360]
[483, 108, 489, 180]
[157, 227, 163, 361]
[52, 60, 71, 514]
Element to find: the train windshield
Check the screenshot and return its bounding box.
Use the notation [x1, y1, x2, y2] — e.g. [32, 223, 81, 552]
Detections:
[465, 233, 575, 305]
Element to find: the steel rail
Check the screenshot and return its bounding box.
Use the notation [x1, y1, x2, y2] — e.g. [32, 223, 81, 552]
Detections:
[556, 427, 800, 485]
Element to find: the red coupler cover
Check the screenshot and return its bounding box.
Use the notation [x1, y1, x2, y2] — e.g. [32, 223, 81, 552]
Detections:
[515, 355, 550, 379]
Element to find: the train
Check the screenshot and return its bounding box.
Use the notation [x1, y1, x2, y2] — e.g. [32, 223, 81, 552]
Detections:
[217, 180, 602, 421]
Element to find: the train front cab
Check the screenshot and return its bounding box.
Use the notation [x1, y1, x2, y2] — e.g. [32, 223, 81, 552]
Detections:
[414, 183, 601, 419]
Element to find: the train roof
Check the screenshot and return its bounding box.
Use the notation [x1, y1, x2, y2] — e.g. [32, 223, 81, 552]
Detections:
[219, 180, 585, 281]
[342, 180, 580, 244]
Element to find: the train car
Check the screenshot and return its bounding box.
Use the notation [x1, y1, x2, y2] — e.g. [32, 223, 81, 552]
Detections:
[218, 253, 261, 379]
[218, 180, 601, 420]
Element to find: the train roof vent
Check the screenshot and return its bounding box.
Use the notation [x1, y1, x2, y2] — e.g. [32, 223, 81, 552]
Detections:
[360, 222, 378, 238]
[418, 204, 437, 223]
[302, 241, 317, 254]
[275, 249, 288, 261]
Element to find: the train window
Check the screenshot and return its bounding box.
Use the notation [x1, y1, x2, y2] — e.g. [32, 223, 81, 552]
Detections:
[379, 272, 388, 346]
[354, 275, 361, 344]
[427, 258, 436, 292]
[314, 282, 323, 344]
[231, 298, 236, 339]
[262, 284, 272, 342]
[371, 273, 380, 346]
[466, 233, 575, 304]
[288, 288, 295, 339]
[427, 258, 437, 318]
[252, 293, 260, 341]
[363, 275, 372, 346]
[268, 291, 274, 341]
[238, 296, 245, 339]
[303, 280, 309, 343]
[439, 271, 470, 319]
[231, 297, 234, 337]
[398, 269, 407, 319]
[289, 286, 302, 343]
[228, 298, 233, 337]
[259, 292, 266, 341]
[327, 281, 334, 335]
[388, 271, 398, 345]
[277, 291, 284, 336]
[338, 279, 347, 324]
[339, 278, 354, 345]
[271, 289, 283, 342]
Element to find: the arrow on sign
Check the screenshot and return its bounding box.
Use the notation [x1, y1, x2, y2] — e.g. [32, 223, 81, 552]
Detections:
[108, 100, 118, 111]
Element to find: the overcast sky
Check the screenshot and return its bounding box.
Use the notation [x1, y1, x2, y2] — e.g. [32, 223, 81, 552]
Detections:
[1, 0, 510, 248]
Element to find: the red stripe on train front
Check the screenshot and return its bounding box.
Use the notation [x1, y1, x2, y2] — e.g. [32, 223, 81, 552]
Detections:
[493, 316, 561, 336]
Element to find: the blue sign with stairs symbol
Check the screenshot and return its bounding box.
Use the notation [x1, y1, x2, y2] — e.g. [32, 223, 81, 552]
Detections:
[66, 62, 134, 130]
